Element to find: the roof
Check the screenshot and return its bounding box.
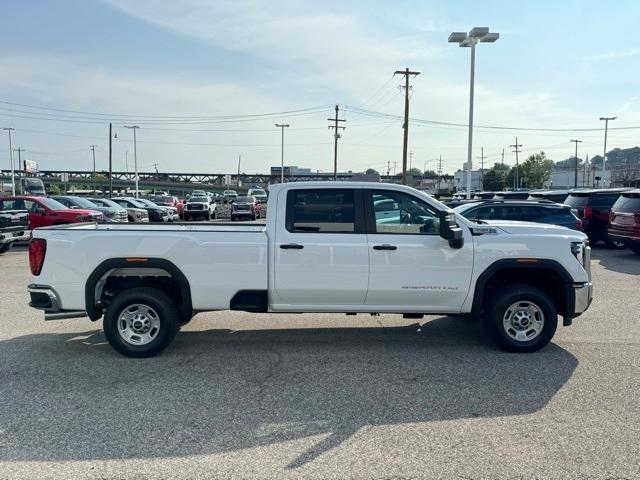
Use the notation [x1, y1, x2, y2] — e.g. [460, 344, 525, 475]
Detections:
[567, 188, 633, 195]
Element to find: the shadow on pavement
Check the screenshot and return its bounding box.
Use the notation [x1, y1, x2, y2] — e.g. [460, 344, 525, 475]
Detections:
[591, 246, 640, 275]
[0, 316, 578, 468]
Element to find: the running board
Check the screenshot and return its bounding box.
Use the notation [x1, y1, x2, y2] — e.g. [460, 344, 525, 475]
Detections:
[45, 311, 88, 321]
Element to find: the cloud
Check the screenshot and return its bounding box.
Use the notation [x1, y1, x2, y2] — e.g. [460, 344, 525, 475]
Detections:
[589, 48, 640, 60]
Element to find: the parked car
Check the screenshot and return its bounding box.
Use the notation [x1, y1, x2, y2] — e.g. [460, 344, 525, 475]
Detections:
[0, 195, 102, 229]
[607, 189, 640, 254]
[136, 198, 177, 222]
[51, 196, 128, 223]
[230, 196, 261, 221]
[184, 195, 216, 221]
[191, 190, 207, 197]
[527, 190, 570, 203]
[223, 189, 238, 201]
[112, 197, 168, 223]
[27, 181, 592, 357]
[247, 188, 268, 204]
[150, 195, 183, 219]
[89, 197, 148, 223]
[454, 200, 582, 230]
[564, 188, 631, 246]
[0, 207, 28, 254]
[493, 190, 531, 200]
[20, 177, 46, 196]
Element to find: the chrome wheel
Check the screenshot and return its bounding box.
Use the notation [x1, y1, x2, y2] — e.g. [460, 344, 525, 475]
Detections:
[502, 301, 545, 343]
[117, 304, 161, 346]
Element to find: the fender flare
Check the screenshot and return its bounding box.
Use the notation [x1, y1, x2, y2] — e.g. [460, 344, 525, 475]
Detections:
[85, 258, 192, 321]
[471, 258, 574, 318]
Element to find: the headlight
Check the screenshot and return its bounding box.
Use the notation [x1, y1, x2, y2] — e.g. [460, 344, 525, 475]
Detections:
[571, 241, 588, 267]
[104, 210, 114, 218]
[135, 212, 143, 219]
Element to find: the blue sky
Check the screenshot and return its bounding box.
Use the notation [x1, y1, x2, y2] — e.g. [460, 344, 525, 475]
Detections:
[1, 0, 639, 174]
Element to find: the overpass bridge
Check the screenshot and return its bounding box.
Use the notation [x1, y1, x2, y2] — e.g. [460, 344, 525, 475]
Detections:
[1, 169, 394, 195]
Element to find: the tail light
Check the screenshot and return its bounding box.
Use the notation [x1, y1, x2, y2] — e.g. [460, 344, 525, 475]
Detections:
[29, 238, 47, 276]
[583, 207, 593, 219]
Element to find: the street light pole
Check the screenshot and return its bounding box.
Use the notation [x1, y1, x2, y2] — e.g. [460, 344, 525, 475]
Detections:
[2, 127, 15, 195]
[90, 144, 97, 192]
[124, 125, 140, 197]
[449, 28, 499, 199]
[274, 124, 289, 183]
[599, 116, 616, 188]
[570, 139, 582, 188]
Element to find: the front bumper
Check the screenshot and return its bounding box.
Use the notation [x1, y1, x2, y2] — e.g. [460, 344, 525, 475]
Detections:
[572, 282, 593, 315]
[1, 226, 29, 244]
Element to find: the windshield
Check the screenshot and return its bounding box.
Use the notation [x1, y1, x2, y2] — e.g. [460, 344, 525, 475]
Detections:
[564, 194, 589, 208]
[613, 193, 640, 211]
[189, 196, 209, 203]
[224, 191, 237, 195]
[235, 196, 254, 203]
[452, 202, 482, 214]
[68, 197, 99, 209]
[38, 197, 68, 210]
[251, 190, 266, 196]
[90, 198, 120, 209]
[136, 199, 159, 207]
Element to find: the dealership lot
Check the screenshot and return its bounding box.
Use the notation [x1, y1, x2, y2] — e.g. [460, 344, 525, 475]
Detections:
[0, 246, 639, 479]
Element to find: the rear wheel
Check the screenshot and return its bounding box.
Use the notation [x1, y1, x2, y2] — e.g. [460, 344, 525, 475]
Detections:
[0, 243, 12, 254]
[103, 287, 179, 358]
[205, 211, 210, 221]
[483, 284, 557, 353]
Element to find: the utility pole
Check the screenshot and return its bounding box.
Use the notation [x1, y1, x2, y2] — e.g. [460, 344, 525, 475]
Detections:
[124, 126, 140, 197]
[570, 139, 582, 188]
[583, 154, 589, 188]
[394, 68, 420, 185]
[409, 150, 414, 173]
[501, 148, 505, 166]
[237, 154, 241, 187]
[327, 105, 345, 180]
[14, 148, 24, 173]
[2, 127, 15, 195]
[599, 116, 617, 188]
[90, 145, 97, 192]
[274, 124, 289, 183]
[438, 155, 443, 176]
[510, 138, 522, 189]
[108, 123, 113, 197]
[387, 160, 391, 176]
[478, 147, 485, 191]
[393, 160, 397, 177]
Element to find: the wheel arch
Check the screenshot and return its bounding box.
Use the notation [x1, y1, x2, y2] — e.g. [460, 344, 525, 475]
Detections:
[471, 259, 574, 319]
[85, 257, 192, 321]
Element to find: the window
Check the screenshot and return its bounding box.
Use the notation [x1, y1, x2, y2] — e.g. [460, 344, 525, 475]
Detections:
[474, 205, 500, 221]
[287, 189, 355, 233]
[370, 190, 440, 234]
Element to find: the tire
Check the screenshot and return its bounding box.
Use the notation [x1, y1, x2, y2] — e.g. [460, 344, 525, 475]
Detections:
[251, 213, 257, 221]
[482, 284, 557, 353]
[205, 212, 210, 221]
[0, 243, 12, 254]
[103, 287, 179, 358]
[212, 211, 216, 220]
[230, 216, 235, 222]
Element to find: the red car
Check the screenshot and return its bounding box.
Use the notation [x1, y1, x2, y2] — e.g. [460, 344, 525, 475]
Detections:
[608, 189, 640, 255]
[150, 195, 184, 218]
[0, 196, 103, 230]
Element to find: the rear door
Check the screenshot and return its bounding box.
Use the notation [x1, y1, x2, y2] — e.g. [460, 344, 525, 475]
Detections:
[273, 187, 369, 308]
[364, 189, 473, 311]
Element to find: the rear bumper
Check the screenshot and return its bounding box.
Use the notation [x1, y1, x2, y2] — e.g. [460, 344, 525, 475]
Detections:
[27, 284, 87, 320]
[608, 231, 640, 248]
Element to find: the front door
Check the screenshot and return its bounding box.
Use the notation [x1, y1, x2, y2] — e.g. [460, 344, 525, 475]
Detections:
[364, 189, 473, 311]
[273, 188, 369, 308]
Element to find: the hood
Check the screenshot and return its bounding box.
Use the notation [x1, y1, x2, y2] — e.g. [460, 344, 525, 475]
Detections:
[484, 220, 586, 239]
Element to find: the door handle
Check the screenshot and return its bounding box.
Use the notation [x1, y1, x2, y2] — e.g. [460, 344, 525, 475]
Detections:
[373, 244, 397, 251]
[280, 243, 304, 250]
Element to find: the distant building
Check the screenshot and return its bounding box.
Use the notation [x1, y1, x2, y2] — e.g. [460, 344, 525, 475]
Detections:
[454, 165, 486, 192]
[546, 166, 611, 189]
[270, 165, 313, 176]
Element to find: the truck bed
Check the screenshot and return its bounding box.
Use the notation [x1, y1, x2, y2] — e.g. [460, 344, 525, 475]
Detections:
[32, 222, 268, 311]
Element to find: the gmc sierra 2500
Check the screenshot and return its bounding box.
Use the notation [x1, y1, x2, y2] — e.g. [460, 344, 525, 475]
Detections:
[27, 182, 592, 357]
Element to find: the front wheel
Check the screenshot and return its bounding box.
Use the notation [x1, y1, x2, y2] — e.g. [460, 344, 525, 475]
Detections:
[483, 285, 557, 353]
[0, 242, 12, 254]
[103, 287, 179, 358]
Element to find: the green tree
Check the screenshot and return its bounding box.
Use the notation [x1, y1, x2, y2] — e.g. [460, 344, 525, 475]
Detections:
[365, 168, 379, 175]
[520, 151, 554, 189]
[407, 167, 422, 177]
[48, 183, 61, 195]
[482, 163, 511, 191]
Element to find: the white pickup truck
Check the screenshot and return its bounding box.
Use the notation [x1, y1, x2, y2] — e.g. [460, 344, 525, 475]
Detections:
[27, 182, 592, 357]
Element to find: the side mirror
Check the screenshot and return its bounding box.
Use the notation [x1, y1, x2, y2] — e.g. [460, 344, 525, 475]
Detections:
[439, 210, 464, 249]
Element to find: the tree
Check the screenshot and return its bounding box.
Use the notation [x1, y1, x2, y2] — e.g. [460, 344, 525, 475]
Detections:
[407, 167, 422, 177]
[482, 163, 511, 191]
[365, 168, 379, 175]
[48, 183, 61, 195]
[520, 151, 554, 189]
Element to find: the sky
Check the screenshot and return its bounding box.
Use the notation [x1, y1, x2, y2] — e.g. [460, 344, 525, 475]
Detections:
[0, 0, 639, 175]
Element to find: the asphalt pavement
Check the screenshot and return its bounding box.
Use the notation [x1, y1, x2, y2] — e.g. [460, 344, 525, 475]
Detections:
[0, 244, 638, 479]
